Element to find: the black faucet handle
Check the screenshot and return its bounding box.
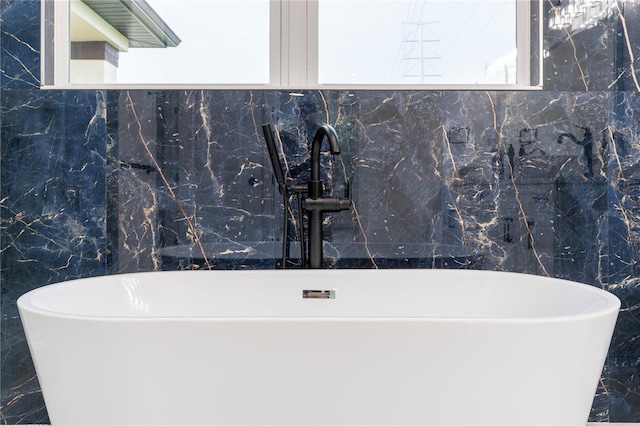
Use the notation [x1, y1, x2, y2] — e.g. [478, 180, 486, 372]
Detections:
[305, 197, 351, 212]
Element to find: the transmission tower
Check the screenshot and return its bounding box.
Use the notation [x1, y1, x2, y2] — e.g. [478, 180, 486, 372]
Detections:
[401, 20, 441, 83]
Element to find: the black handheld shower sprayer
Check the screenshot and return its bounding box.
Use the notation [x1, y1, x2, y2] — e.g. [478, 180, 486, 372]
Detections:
[261, 124, 308, 268]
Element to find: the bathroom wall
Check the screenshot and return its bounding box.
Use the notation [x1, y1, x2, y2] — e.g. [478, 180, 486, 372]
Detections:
[2, 0, 640, 423]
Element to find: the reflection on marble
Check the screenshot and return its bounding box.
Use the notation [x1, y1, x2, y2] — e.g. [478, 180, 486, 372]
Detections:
[159, 242, 481, 270]
[5, 0, 640, 423]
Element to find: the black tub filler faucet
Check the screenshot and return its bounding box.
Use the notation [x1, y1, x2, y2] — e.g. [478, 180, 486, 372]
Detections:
[262, 123, 352, 269]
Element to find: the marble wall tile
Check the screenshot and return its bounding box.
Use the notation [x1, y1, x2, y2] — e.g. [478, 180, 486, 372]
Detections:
[1, 89, 107, 423]
[111, 90, 278, 272]
[339, 91, 443, 245]
[543, 1, 616, 91]
[0, 0, 40, 90]
[610, 358, 640, 422]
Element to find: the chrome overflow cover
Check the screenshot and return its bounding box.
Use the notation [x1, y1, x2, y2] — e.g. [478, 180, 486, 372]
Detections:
[302, 289, 336, 299]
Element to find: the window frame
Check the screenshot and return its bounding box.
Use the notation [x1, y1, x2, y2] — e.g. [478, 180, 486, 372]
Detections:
[41, 0, 543, 90]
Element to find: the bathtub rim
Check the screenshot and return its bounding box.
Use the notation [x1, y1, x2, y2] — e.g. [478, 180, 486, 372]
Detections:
[17, 269, 621, 323]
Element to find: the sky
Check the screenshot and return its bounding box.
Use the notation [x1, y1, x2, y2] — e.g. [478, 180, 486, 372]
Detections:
[115, 0, 518, 85]
[319, 0, 516, 84]
[117, 0, 270, 84]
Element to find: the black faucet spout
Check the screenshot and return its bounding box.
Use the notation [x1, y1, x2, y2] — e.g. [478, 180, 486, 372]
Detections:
[310, 124, 340, 182]
[307, 124, 350, 268]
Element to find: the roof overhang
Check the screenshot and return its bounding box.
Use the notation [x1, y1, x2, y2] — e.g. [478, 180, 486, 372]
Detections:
[72, 0, 181, 50]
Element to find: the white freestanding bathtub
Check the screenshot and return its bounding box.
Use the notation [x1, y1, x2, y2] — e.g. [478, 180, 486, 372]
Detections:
[18, 269, 619, 426]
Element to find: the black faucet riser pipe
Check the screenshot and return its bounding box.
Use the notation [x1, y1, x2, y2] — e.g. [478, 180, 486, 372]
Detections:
[308, 210, 323, 268]
[308, 180, 323, 199]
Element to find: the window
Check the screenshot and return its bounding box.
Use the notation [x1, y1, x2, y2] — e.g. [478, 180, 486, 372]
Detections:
[41, 0, 542, 89]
